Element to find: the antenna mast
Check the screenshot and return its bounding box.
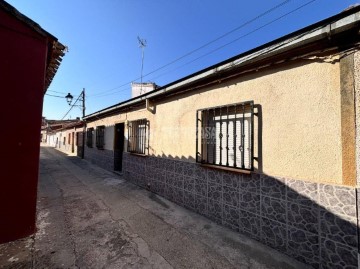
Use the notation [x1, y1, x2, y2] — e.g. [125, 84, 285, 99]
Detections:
[137, 36, 147, 94]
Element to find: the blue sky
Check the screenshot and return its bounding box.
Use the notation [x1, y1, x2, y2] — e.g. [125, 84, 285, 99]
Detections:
[6, 0, 358, 119]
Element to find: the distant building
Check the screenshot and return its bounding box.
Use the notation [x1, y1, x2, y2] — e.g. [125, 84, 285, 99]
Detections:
[46, 120, 85, 158]
[0, 1, 66, 243]
[81, 6, 360, 268]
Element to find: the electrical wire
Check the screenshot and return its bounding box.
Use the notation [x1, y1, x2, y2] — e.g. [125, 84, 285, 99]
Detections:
[147, 0, 318, 82]
[61, 93, 82, 120]
[47, 90, 68, 94]
[89, 0, 293, 97]
[45, 93, 66, 98]
[92, 0, 318, 98]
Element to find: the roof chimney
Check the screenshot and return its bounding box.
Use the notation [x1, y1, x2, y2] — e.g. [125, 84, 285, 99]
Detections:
[131, 82, 157, 98]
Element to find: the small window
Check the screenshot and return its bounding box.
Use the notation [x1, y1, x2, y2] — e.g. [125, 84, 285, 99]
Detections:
[196, 101, 254, 171]
[63, 137, 66, 145]
[127, 119, 149, 155]
[96, 126, 105, 149]
[86, 128, 94, 148]
[68, 133, 71, 144]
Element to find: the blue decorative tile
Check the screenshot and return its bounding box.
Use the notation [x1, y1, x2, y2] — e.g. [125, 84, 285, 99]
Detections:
[194, 195, 207, 216]
[175, 161, 186, 175]
[261, 196, 286, 224]
[223, 204, 239, 228]
[286, 179, 318, 207]
[261, 174, 286, 199]
[240, 173, 260, 193]
[208, 182, 222, 202]
[321, 238, 358, 269]
[164, 159, 175, 172]
[173, 173, 184, 189]
[164, 185, 175, 201]
[223, 186, 239, 207]
[320, 210, 357, 248]
[146, 156, 158, 168]
[288, 203, 319, 234]
[184, 176, 195, 193]
[173, 187, 184, 205]
[239, 210, 261, 240]
[239, 191, 260, 214]
[261, 218, 287, 251]
[194, 177, 207, 197]
[194, 165, 207, 180]
[166, 171, 175, 186]
[222, 171, 240, 189]
[183, 162, 196, 178]
[287, 227, 319, 268]
[319, 184, 356, 218]
[207, 169, 222, 184]
[207, 199, 222, 220]
[184, 191, 195, 209]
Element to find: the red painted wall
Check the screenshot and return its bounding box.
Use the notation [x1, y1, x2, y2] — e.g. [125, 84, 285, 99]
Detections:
[0, 9, 49, 243]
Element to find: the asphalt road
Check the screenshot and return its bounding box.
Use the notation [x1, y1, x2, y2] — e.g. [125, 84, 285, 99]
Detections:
[0, 146, 309, 268]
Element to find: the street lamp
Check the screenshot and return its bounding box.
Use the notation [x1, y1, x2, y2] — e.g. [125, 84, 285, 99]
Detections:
[65, 93, 73, 105]
[65, 88, 86, 159]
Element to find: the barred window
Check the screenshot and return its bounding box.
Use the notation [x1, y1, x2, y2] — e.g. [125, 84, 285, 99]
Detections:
[127, 119, 149, 155]
[86, 128, 93, 148]
[96, 126, 105, 149]
[196, 101, 254, 171]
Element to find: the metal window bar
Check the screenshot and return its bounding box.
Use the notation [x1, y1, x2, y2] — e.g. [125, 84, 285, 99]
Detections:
[196, 111, 199, 162]
[212, 108, 216, 165]
[234, 105, 237, 167]
[196, 101, 254, 171]
[96, 126, 104, 148]
[226, 106, 229, 166]
[241, 105, 245, 169]
[206, 109, 209, 163]
[219, 107, 222, 165]
[87, 128, 93, 147]
[128, 119, 148, 154]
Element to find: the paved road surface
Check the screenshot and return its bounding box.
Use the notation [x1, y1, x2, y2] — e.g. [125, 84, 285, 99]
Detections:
[0, 146, 309, 268]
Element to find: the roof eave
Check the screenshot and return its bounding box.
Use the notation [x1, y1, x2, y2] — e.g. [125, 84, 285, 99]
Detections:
[84, 7, 360, 121]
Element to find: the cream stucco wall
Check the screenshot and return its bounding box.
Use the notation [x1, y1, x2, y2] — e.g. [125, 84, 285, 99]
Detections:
[87, 59, 343, 184]
[354, 51, 360, 187]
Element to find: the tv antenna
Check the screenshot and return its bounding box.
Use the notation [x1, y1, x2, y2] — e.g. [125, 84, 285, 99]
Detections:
[137, 36, 147, 94]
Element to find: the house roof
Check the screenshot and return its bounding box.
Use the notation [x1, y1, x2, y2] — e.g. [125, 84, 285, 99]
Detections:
[44, 119, 83, 133]
[0, 1, 66, 92]
[84, 5, 360, 121]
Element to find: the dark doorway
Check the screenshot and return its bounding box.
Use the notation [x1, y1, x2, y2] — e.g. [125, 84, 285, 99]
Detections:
[114, 123, 125, 171]
[71, 132, 75, 153]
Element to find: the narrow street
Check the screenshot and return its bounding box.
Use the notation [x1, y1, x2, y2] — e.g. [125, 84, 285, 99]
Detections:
[0, 146, 308, 268]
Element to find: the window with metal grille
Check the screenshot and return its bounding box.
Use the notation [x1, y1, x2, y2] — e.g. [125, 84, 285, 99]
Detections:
[96, 126, 105, 149]
[196, 101, 254, 171]
[127, 119, 149, 155]
[86, 128, 93, 148]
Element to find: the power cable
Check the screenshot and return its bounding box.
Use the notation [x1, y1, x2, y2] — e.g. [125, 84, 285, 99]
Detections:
[45, 93, 66, 98]
[61, 94, 82, 120]
[89, 0, 293, 97]
[147, 0, 318, 82]
[47, 90, 68, 94]
[92, 0, 317, 98]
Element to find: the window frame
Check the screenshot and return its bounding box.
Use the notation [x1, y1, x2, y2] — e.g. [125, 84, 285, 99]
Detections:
[127, 119, 149, 155]
[196, 101, 254, 171]
[96, 125, 105, 149]
[86, 128, 94, 148]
